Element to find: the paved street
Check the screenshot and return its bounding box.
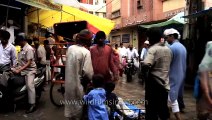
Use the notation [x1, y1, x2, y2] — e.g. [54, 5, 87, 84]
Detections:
[0, 74, 196, 120]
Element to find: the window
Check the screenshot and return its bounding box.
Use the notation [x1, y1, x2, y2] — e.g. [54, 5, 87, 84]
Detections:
[112, 10, 121, 19]
[137, 0, 143, 9]
[112, 35, 121, 43]
[103, 13, 106, 18]
[122, 34, 130, 43]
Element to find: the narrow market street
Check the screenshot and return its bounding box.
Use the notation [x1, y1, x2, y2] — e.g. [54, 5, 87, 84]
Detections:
[0, 74, 196, 120]
[0, 0, 211, 120]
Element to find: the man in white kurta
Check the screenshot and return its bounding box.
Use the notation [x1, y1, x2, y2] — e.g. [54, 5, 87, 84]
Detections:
[64, 30, 93, 120]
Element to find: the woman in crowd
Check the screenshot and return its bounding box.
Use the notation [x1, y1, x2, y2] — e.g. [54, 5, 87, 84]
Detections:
[197, 41, 212, 120]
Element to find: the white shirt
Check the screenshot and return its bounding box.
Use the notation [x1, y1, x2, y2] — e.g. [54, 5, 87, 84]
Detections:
[126, 48, 139, 59]
[2, 26, 18, 44]
[118, 46, 127, 57]
[0, 42, 17, 66]
[140, 47, 148, 60]
[37, 45, 46, 65]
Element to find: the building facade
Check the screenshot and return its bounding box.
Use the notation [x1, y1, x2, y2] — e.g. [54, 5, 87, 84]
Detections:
[92, 0, 106, 18]
[106, 0, 186, 49]
[80, 0, 107, 18]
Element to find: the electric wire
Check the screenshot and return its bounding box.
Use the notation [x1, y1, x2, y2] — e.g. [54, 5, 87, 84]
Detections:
[95, 0, 117, 12]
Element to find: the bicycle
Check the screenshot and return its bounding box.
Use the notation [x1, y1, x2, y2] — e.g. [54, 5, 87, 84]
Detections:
[49, 44, 67, 107]
[49, 65, 65, 107]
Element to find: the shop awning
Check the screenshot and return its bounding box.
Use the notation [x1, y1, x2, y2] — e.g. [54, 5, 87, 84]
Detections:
[182, 8, 212, 18]
[139, 12, 185, 28]
[53, 0, 105, 12]
[28, 6, 115, 35]
[16, 0, 61, 11]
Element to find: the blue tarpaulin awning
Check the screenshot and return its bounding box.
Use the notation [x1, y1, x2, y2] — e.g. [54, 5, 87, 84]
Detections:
[182, 8, 212, 18]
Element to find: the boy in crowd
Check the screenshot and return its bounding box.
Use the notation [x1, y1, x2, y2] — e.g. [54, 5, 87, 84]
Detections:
[84, 74, 109, 120]
[105, 82, 118, 119]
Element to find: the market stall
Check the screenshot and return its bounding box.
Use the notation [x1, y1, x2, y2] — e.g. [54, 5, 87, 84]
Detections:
[27, 5, 115, 35]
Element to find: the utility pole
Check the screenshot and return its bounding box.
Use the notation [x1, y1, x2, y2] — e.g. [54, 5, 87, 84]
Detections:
[186, 0, 202, 84]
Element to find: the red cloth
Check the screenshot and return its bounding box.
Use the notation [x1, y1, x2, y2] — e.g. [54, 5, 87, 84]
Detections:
[112, 50, 122, 78]
[87, 23, 99, 34]
[90, 45, 118, 82]
[112, 50, 120, 71]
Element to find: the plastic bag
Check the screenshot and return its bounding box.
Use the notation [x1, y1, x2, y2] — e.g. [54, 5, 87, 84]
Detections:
[133, 59, 140, 69]
[193, 75, 201, 99]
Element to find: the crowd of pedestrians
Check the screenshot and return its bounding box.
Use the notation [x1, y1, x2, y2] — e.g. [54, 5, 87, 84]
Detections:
[63, 27, 189, 120]
[1, 24, 212, 120]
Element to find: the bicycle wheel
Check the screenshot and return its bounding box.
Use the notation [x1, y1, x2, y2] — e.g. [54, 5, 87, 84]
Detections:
[50, 82, 65, 107]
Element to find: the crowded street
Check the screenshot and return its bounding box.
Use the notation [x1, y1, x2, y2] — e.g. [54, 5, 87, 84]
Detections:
[0, 0, 212, 120]
[0, 75, 196, 120]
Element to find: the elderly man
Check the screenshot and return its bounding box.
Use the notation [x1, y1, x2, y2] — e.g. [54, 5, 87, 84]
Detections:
[64, 29, 93, 120]
[0, 30, 16, 71]
[164, 28, 187, 119]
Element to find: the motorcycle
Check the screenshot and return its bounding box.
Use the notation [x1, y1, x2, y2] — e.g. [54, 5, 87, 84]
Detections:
[124, 58, 137, 82]
[0, 67, 46, 112]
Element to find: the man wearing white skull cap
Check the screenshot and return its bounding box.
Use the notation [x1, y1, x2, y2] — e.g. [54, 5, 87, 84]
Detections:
[140, 40, 150, 61]
[164, 28, 181, 39]
[164, 28, 187, 120]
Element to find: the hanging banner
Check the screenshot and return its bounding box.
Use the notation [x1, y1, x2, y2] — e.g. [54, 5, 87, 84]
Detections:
[16, 0, 61, 11]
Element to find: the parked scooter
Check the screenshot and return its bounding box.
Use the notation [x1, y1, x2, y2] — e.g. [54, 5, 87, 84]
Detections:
[0, 67, 46, 112]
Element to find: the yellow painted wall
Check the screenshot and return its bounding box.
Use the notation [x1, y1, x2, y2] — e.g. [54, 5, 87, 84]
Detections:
[112, 0, 121, 12]
[163, 0, 186, 12]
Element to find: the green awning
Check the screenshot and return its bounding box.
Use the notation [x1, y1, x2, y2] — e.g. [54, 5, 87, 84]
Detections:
[140, 12, 185, 28]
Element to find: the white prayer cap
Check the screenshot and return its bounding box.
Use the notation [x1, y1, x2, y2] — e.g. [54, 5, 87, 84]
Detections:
[163, 29, 170, 36]
[163, 28, 181, 39]
[144, 40, 149, 44]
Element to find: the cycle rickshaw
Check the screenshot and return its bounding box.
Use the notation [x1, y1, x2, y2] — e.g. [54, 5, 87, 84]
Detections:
[49, 21, 89, 107]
